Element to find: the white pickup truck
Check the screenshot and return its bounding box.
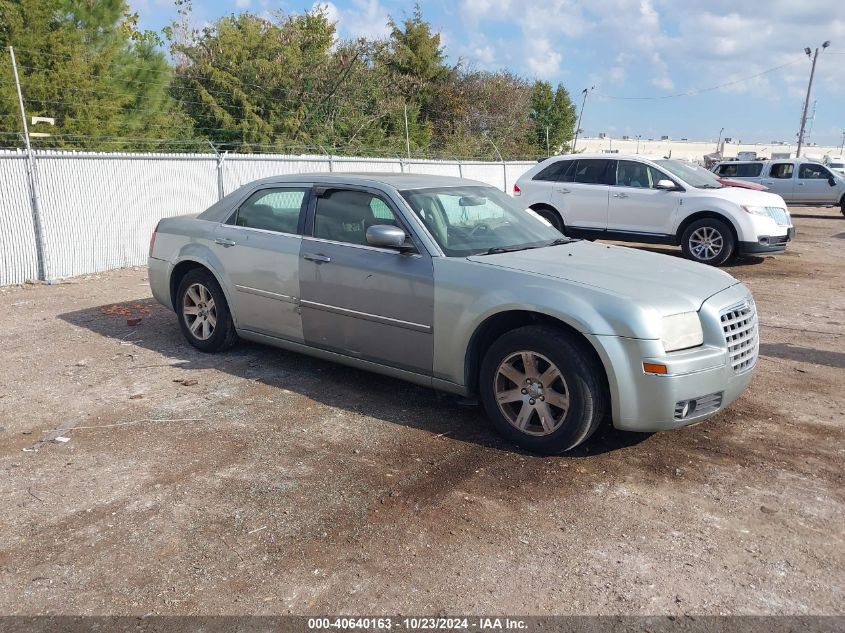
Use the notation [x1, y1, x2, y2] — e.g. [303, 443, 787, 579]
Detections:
[713, 159, 845, 216]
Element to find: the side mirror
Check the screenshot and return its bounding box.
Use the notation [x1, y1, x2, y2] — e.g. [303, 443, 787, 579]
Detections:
[655, 179, 677, 190]
[828, 177, 836, 186]
[366, 224, 412, 250]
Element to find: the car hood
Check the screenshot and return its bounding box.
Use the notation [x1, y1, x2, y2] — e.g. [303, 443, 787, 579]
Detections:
[467, 241, 738, 313]
[699, 185, 786, 207]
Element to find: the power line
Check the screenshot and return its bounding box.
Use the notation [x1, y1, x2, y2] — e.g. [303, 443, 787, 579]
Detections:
[595, 58, 805, 100]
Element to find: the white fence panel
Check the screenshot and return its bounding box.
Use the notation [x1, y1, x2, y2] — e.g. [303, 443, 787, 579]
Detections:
[223, 154, 331, 194]
[0, 153, 39, 285]
[406, 160, 461, 179]
[0, 150, 535, 285]
[35, 152, 217, 279]
[333, 157, 403, 173]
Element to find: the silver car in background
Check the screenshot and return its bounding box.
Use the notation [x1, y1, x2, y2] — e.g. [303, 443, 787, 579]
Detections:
[148, 174, 759, 453]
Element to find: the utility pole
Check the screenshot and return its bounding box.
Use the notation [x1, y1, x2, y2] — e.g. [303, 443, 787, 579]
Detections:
[796, 41, 830, 158]
[545, 125, 550, 156]
[403, 102, 411, 160]
[10, 46, 46, 281]
[571, 86, 594, 153]
[635, 134, 641, 154]
[716, 127, 725, 155]
[840, 131, 845, 156]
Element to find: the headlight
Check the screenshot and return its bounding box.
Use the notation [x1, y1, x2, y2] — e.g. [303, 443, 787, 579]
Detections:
[661, 312, 703, 352]
[742, 205, 769, 217]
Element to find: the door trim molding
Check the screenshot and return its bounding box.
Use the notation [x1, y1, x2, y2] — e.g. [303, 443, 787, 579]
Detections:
[300, 299, 432, 333]
[235, 284, 296, 304]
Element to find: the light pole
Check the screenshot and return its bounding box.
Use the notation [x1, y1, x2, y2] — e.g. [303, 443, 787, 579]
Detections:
[839, 131, 844, 156]
[796, 41, 830, 158]
[716, 127, 724, 155]
[571, 86, 594, 152]
[635, 134, 641, 154]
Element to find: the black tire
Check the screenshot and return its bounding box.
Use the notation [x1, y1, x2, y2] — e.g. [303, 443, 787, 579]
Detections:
[680, 217, 735, 266]
[176, 268, 238, 352]
[534, 207, 566, 234]
[840, 196, 845, 217]
[479, 325, 606, 454]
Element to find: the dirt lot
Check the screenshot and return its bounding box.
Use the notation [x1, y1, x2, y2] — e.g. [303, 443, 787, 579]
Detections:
[0, 206, 843, 616]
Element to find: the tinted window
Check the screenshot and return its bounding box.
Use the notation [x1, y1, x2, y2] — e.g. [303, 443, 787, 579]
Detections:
[717, 163, 738, 177]
[234, 188, 307, 234]
[737, 163, 763, 177]
[770, 163, 794, 179]
[313, 189, 399, 246]
[533, 160, 574, 182]
[798, 163, 830, 179]
[573, 159, 610, 184]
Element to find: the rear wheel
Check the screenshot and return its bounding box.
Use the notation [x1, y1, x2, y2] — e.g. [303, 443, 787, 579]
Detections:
[479, 326, 606, 454]
[681, 218, 735, 266]
[840, 195, 845, 217]
[176, 268, 238, 352]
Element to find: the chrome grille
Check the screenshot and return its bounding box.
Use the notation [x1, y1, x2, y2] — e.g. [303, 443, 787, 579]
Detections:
[766, 207, 791, 226]
[720, 299, 759, 373]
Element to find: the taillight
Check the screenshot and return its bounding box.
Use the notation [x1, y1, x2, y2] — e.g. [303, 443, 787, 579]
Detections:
[149, 221, 161, 257]
[513, 183, 521, 196]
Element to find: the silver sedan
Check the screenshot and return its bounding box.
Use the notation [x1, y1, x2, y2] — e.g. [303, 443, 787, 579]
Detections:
[148, 174, 758, 453]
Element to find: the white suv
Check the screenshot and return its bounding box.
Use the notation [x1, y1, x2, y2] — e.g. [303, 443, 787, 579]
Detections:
[514, 154, 794, 265]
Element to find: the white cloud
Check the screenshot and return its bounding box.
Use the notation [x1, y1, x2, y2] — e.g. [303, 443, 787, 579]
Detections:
[235, 0, 251, 8]
[315, 0, 390, 41]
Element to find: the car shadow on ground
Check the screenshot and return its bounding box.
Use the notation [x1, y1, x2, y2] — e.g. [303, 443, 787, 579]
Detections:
[603, 242, 766, 266]
[759, 342, 845, 370]
[59, 299, 652, 457]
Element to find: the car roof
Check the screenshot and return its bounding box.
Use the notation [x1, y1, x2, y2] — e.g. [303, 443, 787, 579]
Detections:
[241, 172, 488, 191]
[541, 153, 670, 161]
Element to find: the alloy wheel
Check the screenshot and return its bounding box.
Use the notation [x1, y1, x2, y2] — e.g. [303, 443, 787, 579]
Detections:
[688, 226, 724, 261]
[182, 282, 217, 341]
[494, 351, 570, 436]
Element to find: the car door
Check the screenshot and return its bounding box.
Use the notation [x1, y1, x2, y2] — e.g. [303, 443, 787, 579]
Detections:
[524, 159, 573, 206]
[212, 186, 309, 342]
[606, 160, 680, 235]
[558, 159, 611, 230]
[298, 187, 434, 375]
[797, 163, 837, 204]
[761, 162, 795, 201]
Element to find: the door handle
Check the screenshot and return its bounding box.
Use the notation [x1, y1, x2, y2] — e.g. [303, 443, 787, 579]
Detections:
[214, 238, 236, 247]
[797, 182, 805, 186]
[303, 253, 331, 263]
[555, 188, 571, 194]
[613, 192, 629, 198]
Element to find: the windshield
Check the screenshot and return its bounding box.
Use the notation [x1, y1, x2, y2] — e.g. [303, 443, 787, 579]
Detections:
[400, 185, 565, 257]
[654, 159, 724, 189]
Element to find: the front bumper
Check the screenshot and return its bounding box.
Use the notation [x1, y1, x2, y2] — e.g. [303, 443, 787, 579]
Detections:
[586, 284, 757, 432]
[739, 226, 795, 254]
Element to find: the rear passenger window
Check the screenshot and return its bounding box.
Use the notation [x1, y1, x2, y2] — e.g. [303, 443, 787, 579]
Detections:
[533, 160, 574, 182]
[770, 163, 794, 179]
[573, 159, 610, 184]
[233, 188, 307, 234]
[736, 163, 763, 177]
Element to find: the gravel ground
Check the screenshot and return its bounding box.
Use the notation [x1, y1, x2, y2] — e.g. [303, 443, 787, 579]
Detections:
[0, 206, 843, 616]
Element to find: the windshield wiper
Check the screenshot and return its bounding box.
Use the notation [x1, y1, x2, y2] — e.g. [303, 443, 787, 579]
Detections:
[479, 245, 539, 255]
[546, 238, 571, 246]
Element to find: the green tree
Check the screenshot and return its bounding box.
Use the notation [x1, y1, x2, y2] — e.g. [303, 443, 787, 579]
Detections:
[530, 81, 576, 154]
[0, 0, 193, 150]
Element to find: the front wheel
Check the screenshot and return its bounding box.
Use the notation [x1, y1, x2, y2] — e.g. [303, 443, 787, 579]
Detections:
[681, 218, 735, 266]
[534, 207, 565, 234]
[176, 268, 238, 352]
[840, 196, 845, 217]
[479, 326, 607, 454]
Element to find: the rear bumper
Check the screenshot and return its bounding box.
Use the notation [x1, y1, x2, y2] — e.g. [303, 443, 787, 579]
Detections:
[739, 226, 795, 254]
[147, 256, 173, 311]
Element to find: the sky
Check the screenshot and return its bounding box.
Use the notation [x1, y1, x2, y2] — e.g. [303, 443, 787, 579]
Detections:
[130, 0, 845, 147]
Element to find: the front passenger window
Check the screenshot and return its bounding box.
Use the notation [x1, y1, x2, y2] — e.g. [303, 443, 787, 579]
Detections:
[798, 164, 830, 179]
[313, 190, 399, 246]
